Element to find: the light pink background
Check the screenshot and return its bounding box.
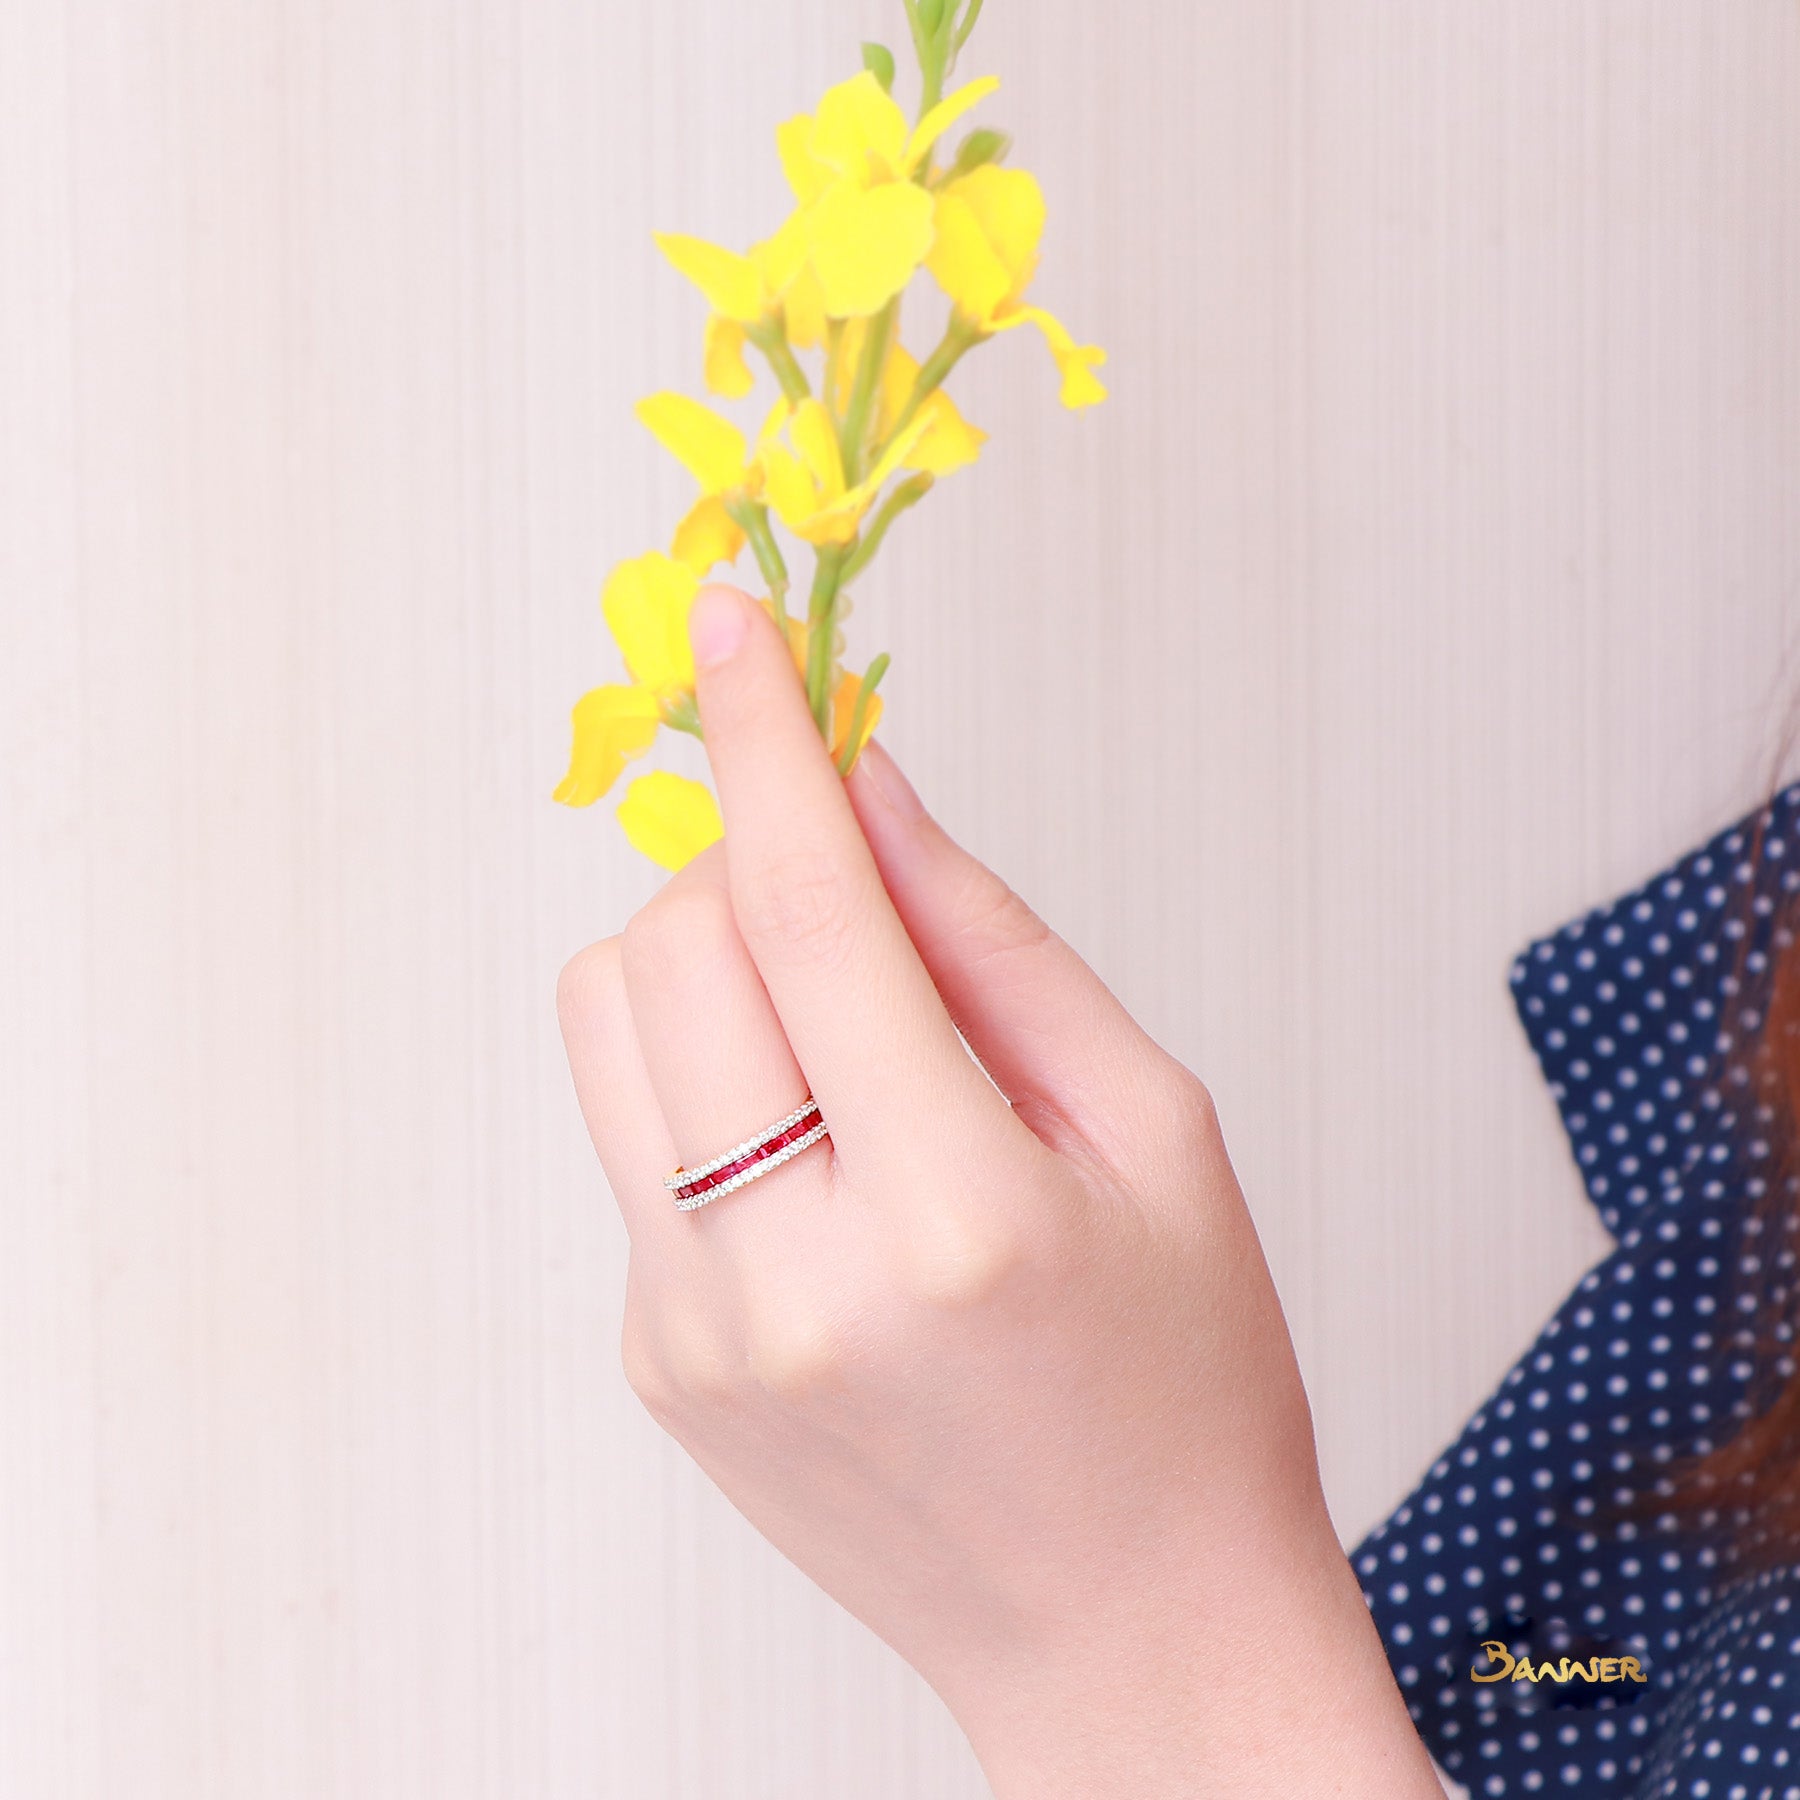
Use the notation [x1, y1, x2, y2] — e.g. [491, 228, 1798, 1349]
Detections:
[4, 2, 1799, 1794]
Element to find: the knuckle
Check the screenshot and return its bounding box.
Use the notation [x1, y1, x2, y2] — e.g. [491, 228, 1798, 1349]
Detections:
[744, 1302, 848, 1403]
[619, 1313, 678, 1421]
[556, 936, 623, 1033]
[1164, 1065, 1223, 1157]
[901, 1210, 1030, 1313]
[733, 846, 862, 966]
[621, 876, 738, 993]
[950, 866, 1055, 976]
[623, 1300, 738, 1422]
[660, 1316, 739, 1412]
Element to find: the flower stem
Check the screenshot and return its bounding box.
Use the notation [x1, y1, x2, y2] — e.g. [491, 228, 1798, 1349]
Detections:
[835, 653, 890, 775]
[804, 543, 850, 738]
[749, 325, 811, 405]
[839, 473, 932, 586]
[840, 297, 899, 486]
[885, 316, 981, 448]
[727, 498, 792, 629]
[825, 319, 847, 416]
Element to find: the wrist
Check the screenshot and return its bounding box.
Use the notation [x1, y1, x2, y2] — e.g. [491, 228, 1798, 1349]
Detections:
[957, 1505, 1441, 1800]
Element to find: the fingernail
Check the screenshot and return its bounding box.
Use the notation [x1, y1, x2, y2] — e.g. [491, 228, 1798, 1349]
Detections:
[688, 585, 751, 670]
[857, 737, 926, 822]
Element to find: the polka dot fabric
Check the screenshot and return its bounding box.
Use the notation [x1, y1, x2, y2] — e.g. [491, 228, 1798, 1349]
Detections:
[1354, 778, 1800, 1798]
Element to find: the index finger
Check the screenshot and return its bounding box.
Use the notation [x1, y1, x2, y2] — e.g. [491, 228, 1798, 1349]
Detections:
[685, 582, 1018, 1183]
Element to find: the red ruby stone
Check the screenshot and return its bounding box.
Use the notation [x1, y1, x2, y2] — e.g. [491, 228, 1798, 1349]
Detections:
[675, 1108, 823, 1199]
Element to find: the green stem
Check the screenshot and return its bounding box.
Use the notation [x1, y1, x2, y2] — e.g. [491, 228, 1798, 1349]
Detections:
[883, 316, 982, 448]
[920, 57, 944, 114]
[749, 325, 811, 405]
[663, 695, 704, 738]
[840, 297, 899, 486]
[901, 0, 931, 90]
[726, 498, 792, 630]
[952, 0, 985, 54]
[839, 473, 933, 586]
[804, 543, 850, 738]
[835, 653, 891, 775]
[824, 319, 848, 417]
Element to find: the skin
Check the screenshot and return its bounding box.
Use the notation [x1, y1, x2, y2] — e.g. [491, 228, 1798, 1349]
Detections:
[558, 583, 1444, 1797]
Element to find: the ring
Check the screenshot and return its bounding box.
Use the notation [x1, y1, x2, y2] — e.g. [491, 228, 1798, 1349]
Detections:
[663, 1096, 831, 1212]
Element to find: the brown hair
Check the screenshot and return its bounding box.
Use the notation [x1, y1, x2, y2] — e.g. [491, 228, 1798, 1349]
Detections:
[1614, 738, 1800, 1567]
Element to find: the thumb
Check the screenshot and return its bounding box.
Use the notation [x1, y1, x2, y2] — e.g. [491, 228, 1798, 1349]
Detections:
[845, 737, 1186, 1171]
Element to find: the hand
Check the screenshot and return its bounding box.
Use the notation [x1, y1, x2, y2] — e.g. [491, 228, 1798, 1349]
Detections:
[558, 584, 1440, 1798]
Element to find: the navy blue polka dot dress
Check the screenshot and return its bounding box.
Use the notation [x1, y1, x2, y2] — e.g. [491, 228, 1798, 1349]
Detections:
[1355, 778, 1800, 1797]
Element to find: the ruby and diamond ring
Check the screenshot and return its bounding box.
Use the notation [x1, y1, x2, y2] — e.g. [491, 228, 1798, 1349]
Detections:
[663, 1096, 830, 1212]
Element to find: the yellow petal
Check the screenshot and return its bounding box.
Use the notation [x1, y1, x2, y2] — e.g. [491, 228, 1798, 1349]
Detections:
[670, 494, 746, 574]
[925, 191, 1013, 326]
[998, 304, 1109, 409]
[861, 407, 935, 493]
[829, 316, 870, 413]
[807, 71, 909, 181]
[876, 340, 917, 435]
[788, 398, 847, 501]
[806, 180, 936, 318]
[652, 232, 765, 324]
[618, 771, 724, 872]
[758, 598, 808, 675]
[757, 210, 811, 295]
[759, 440, 822, 537]
[776, 115, 832, 205]
[756, 394, 796, 443]
[788, 406, 935, 547]
[702, 315, 755, 399]
[946, 164, 1045, 293]
[906, 390, 986, 474]
[635, 392, 749, 495]
[874, 344, 984, 473]
[787, 499, 865, 548]
[830, 672, 884, 766]
[760, 397, 878, 543]
[904, 74, 1000, 173]
[553, 684, 661, 806]
[782, 266, 829, 350]
[601, 552, 699, 695]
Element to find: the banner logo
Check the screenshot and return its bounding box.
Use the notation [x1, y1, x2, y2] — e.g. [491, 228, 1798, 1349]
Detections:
[1471, 1641, 1648, 1686]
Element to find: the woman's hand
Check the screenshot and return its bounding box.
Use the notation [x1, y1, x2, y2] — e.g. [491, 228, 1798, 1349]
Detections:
[558, 584, 1441, 1798]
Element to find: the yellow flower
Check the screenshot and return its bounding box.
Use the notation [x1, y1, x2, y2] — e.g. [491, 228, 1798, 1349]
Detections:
[826, 323, 985, 477]
[780, 70, 998, 193]
[554, 552, 698, 809]
[777, 71, 1000, 319]
[618, 771, 724, 871]
[759, 397, 934, 546]
[602, 550, 701, 700]
[634, 391, 761, 574]
[654, 216, 830, 369]
[927, 164, 1108, 408]
[553, 684, 662, 807]
[877, 343, 986, 476]
[564, 20, 1108, 870]
[558, 549, 831, 814]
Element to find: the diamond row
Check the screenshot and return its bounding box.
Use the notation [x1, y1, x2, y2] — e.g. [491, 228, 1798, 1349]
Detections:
[662, 1098, 823, 1188]
[671, 1121, 831, 1211]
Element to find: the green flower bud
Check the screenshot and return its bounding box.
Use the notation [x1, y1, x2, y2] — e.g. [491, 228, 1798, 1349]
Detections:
[861, 41, 896, 92]
[949, 127, 1012, 179]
